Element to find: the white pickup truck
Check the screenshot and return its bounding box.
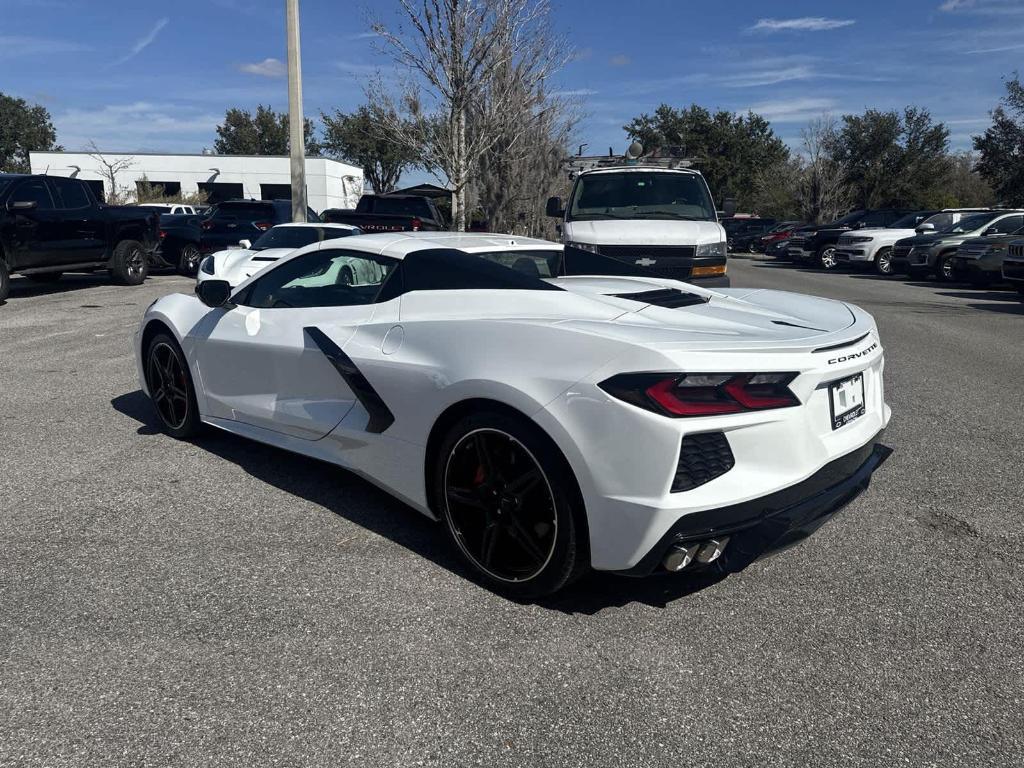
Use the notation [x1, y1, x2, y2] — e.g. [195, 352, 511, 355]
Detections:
[545, 164, 731, 287]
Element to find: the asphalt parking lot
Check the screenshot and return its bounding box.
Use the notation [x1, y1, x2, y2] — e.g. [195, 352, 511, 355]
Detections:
[1, 262, 1022, 767]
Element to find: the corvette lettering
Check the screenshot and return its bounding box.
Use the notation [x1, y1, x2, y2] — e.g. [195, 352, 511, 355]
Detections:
[828, 342, 878, 365]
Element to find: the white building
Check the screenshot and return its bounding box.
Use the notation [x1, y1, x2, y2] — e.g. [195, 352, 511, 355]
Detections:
[28, 151, 364, 213]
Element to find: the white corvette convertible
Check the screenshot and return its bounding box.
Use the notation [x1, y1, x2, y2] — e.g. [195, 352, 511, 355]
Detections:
[136, 232, 892, 597]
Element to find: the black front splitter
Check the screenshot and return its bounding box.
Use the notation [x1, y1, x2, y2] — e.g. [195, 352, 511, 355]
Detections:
[621, 435, 893, 577]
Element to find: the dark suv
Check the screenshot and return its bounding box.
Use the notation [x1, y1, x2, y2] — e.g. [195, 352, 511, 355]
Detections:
[200, 199, 320, 255]
[787, 209, 914, 269]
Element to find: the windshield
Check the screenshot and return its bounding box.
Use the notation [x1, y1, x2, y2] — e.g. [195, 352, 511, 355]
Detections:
[568, 171, 717, 222]
[829, 211, 866, 227]
[944, 212, 1000, 234]
[251, 226, 354, 251]
[890, 212, 931, 229]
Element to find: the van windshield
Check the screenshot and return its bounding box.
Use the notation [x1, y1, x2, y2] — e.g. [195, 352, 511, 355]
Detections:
[567, 171, 717, 222]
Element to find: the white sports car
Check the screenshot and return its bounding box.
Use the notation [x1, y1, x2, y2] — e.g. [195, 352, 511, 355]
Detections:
[197, 222, 362, 287]
[136, 232, 892, 597]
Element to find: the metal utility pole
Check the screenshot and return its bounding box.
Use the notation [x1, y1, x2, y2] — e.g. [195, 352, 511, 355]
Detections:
[286, 0, 307, 222]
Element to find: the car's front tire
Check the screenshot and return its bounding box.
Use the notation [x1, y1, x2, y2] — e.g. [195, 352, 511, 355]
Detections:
[875, 248, 894, 276]
[935, 252, 957, 282]
[0, 259, 9, 302]
[818, 245, 838, 270]
[433, 410, 588, 599]
[144, 332, 202, 438]
[177, 244, 202, 277]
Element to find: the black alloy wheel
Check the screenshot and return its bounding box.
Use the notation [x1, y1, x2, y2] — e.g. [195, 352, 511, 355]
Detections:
[937, 253, 956, 282]
[444, 429, 557, 583]
[145, 334, 201, 438]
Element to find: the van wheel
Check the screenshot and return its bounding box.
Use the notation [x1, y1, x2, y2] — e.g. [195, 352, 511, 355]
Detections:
[110, 240, 148, 285]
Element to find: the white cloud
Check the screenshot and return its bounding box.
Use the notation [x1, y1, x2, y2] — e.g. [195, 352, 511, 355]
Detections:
[550, 88, 598, 97]
[54, 102, 220, 153]
[750, 17, 856, 32]
[113, 17, 169, 65]
[746, 97, 838, 123]
[0, 35, 90, 59]
[609, 54, 631, 67]
[238, 57, 286, 77]
[965, 41, 1024, 53]
[939, 0, 1024, 12]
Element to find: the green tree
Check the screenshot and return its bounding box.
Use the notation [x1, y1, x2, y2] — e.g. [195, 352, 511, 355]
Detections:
[623, 104, 789, 208]
[0, 92, 61, 173]
[320, 106, 419, 193]
[830, 107, 951, 208]
[213, 104, 320, 156]
[973, 73, 1024, 206]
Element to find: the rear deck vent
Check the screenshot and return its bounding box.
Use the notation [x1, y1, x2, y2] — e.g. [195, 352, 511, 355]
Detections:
[612, 288, 708, 308]
[672, 432, 735, 492]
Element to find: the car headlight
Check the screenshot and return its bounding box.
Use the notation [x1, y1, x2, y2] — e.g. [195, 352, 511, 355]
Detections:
[199, 255, 216, 275]
[695, 241, 727, 259]
[565, 241, 602, 254]
[847, 236, 873, 243]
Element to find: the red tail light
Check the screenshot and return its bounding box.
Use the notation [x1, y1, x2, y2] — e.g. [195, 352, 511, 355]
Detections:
[159, 230, 167, 239]
[410, 217, 422, 231]
[600, 372, 800, 417]
[254, 220, 273, 231]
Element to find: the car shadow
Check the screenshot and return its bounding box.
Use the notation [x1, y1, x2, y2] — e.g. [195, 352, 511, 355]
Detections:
[4, 273, 113, 301]
[111, 389, 723, 613]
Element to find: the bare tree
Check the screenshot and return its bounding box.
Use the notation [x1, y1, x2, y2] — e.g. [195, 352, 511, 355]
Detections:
[796, 116, 850, 224]
[86, 142, 135, 204]
[370, 0, 569, 231]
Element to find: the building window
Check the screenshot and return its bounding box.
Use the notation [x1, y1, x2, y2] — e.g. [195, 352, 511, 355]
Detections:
[197, 182, 244, 203]
[260, 183, 293, 200]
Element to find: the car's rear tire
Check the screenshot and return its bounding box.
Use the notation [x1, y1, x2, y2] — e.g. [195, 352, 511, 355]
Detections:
[110, 239, 148, 286]
[875, 248, 894, 276]
[144, 332, 202, 438]
[27, 272, 62, 284]
[0, 259, 9, 303]
[818, 245, 838, 270]
[432, 410, 588, 599]
[177, 244, 202, 277]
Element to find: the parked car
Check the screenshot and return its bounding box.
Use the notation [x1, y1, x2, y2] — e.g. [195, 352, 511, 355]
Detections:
[752, 221, 804, 254]
[787, 209, 916, 270]
[834, 211, 938, 275]
[139, 203, 198, 216]
[1000, 238, 1024, 296]
[951, 219, 1024, 286]
[726, 219, 780, 253]
[546, 165, 732, 286]
[764, 237, 793, 259]
[0, 173, 159, 302]
[322, 194, 447, 233]
[154, 213, 203, 276]
[199, 199, 321, 255]
[197, 222, 361, 287]
[890, 210, 1024, 281]
[137, 231, 891, 597]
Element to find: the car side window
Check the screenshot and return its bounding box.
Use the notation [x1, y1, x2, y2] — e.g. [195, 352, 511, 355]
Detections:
[50, 177, 91, 209]
[240, 248, 398, 309]
[10, 179, 55, 210]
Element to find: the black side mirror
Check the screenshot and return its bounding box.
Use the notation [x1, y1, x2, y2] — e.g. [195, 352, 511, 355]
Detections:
[722, 197, 736, 218]
[9, 200, 37, 212]
[545, 196, 564, 218]
[195, 280, 235, 308]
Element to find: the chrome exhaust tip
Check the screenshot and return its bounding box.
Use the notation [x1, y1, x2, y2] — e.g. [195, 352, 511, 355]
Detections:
[696, 537, 729, 564]
[663, 543, 700, 572]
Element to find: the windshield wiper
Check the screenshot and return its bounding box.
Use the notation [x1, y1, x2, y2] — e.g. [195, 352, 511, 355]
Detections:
[630, 212, 708, 221]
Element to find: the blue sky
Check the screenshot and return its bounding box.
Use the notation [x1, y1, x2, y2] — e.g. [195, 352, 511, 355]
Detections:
[2, 0, 1022, 186]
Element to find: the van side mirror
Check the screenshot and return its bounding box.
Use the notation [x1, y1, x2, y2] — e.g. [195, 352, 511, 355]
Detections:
[195, 280, 235, 309]
[545, 196, 564, 218]
[723, 198, 736, 218]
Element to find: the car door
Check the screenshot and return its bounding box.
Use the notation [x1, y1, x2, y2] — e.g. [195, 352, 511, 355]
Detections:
[48, 177, 106, 264]
[5, 178, 62, 269]
[191, 245, 399, 440]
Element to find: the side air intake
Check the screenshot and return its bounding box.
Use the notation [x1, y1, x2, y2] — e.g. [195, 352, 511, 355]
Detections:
[671, 432, 735, 492]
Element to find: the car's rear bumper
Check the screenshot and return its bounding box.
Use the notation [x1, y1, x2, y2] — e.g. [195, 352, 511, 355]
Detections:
[835, 247, 874, 263]
[619, 436, 892, 575]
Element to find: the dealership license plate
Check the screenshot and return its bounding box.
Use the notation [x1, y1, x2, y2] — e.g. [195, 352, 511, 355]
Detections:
[829, 373, 866, 430]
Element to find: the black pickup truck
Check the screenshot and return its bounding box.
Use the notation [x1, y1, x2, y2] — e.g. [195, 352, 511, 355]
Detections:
[0, 174, 159, 301]
[322, 194, 447, 232]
